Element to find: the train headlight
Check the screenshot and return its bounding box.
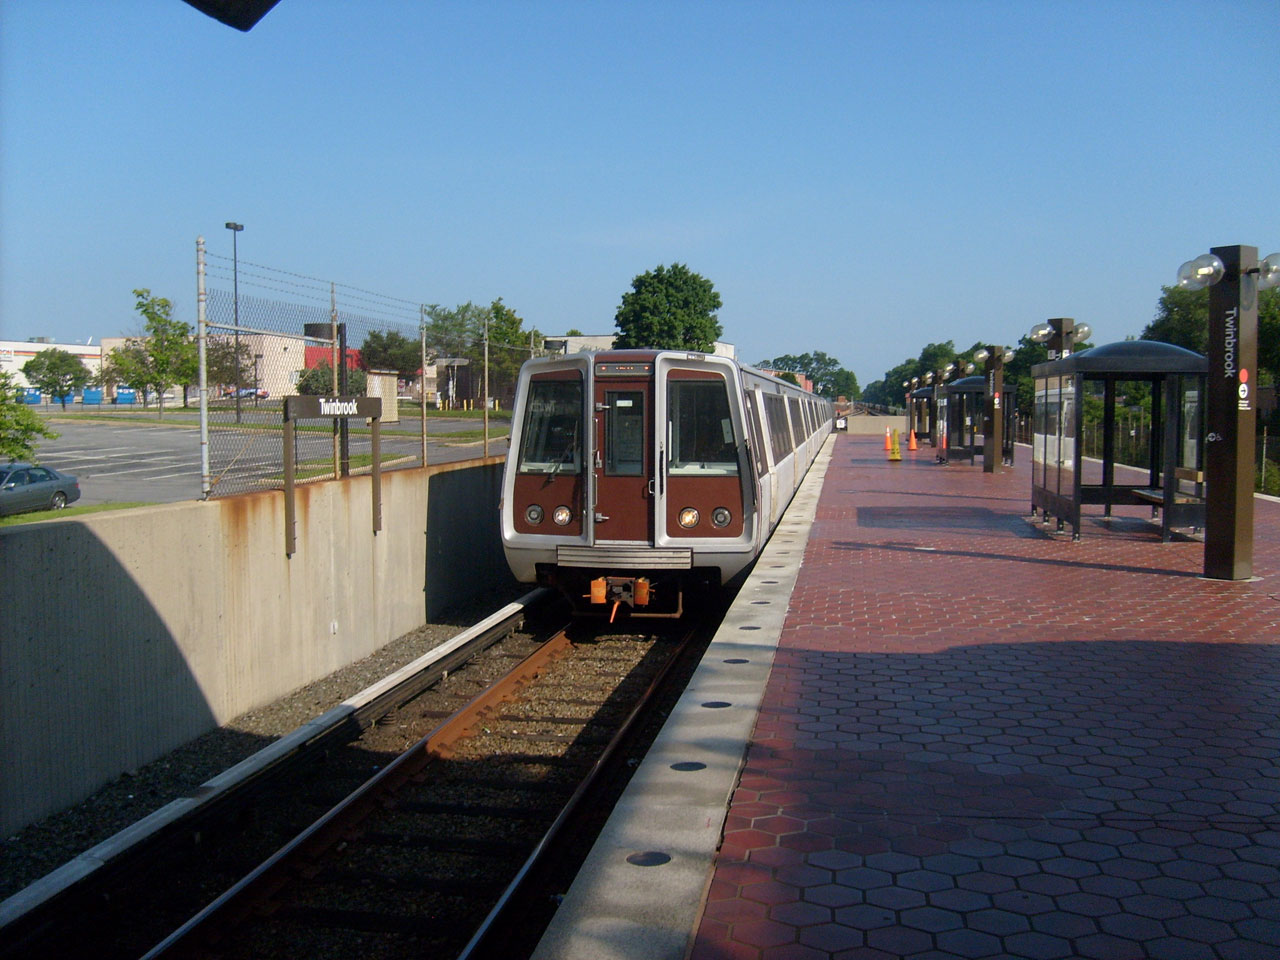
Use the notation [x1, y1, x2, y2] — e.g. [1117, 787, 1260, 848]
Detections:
[678, 507, 700, 528]
[525, 504, 544, 525]
[711, 507, 732, 528]
[553, 505, 573, 526]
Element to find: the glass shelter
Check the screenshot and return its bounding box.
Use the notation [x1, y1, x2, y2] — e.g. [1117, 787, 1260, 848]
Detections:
[939, 376, 1015, 465]
[1031, 340, 1207, 541]
[909, 386, 934, 443]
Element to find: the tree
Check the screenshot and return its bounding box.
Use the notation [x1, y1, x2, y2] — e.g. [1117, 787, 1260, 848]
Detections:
[778, 371, 800, 386]
[1, 371, 57, 459]
[297, 360, 367, 396]
[829, 368, 861, 400]
[121, 289, 197, 417]
[613, 263, 722, 351]
[1143, 286, 1279, 385]
[22, 349, 92, 409]
[359, 329, 421, 376]
[757, 351, 858, 399]
[206, 336, 252, 392]
[100, 343, 152, 400]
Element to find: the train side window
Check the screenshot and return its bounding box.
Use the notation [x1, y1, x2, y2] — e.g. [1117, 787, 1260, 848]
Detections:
[764, 394, 792, 463]
[787, 397, 805, 446]
[743, 390, 768, 477]
[517, 378, 583, 474]
[605, 391, 645, 475]
[669, 379, 738, 476]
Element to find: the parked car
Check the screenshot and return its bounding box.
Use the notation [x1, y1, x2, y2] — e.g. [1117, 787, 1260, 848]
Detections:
[220, 387, 269, 399]
[0, 463, 81, 515]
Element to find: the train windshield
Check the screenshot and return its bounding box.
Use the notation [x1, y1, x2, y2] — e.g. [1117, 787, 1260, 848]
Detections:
[668, 379, 738, 476]
[517, 378, 583, 474]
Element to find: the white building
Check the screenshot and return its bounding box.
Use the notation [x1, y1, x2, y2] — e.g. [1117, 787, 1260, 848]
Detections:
[0, 338, 102, 390]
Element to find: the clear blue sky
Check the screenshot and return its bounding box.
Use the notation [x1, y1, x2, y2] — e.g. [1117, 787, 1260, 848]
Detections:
[2, 0, 1276, 388]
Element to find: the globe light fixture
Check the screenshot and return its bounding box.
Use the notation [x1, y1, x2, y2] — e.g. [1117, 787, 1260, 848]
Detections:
[1258, 252, 1280, 291]
[1029, 321, 1054, 344]
[1176, 253, 1226, 291]
[1073, 323, 1092, 343]
[973, 347, 990, 365]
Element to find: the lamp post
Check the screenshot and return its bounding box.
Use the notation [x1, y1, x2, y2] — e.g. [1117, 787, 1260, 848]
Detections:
[1029, 318, 1091, 360]
[1175, 246, 1279, 580]
[973, 346, 1014, 473]
[225, 222, 244, 423]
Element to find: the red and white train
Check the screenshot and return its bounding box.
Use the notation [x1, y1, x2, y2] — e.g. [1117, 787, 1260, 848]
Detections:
[501, 349, 833, 617]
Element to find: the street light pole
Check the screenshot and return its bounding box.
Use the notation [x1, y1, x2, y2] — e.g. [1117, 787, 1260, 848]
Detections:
[225, 222, 244, 423]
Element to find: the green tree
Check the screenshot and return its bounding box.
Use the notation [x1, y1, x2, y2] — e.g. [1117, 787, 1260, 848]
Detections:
[359, 329, 421, 376]
[829, 368, 861, 400]
[124, 289, 197, 416]
[1, 371, 57, 459]
[1143, 286, 1279, 385]
[613, 263, 722, 351]
[100, 343, 152, 401]
[757, 350, 857, 399]
[206, 336, 252, 392]
[22, 348, 92, 409]
[297, 360, 367, 396]
[488, 298, 541, 400]
[778, 371, 800, 386]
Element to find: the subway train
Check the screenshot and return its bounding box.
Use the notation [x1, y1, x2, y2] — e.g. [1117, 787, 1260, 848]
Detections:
[500, 349, 833, 618]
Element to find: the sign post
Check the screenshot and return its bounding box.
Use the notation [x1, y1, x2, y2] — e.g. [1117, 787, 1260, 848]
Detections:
[1203, 245, 1258, 581]
[283, 395, 382, 557]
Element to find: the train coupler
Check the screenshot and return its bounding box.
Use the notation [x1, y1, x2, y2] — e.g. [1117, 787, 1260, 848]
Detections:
[586, 576, 652, 621]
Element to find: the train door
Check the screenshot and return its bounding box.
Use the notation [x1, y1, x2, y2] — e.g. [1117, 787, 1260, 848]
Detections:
[591, 360, 653, 542]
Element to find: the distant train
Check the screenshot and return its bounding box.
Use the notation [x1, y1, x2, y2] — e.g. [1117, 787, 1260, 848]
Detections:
[501, 349, 833, 617]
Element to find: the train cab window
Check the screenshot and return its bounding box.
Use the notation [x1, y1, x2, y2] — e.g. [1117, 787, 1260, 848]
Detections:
[668, 379, 738, 476]
[517, 379, 583, 474]
[605, 391, 645, 475]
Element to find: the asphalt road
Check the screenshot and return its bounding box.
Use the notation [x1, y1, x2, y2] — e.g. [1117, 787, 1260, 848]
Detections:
[33, 416, 510, 507]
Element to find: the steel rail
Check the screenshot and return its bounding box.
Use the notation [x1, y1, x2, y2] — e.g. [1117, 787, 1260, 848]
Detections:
[0, 589, 549, 955]
[141, 624, 580, 959]
[456, 620, 701, 960]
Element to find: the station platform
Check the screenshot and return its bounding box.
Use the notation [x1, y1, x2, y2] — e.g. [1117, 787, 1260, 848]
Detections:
[533, 433, 1280, 960]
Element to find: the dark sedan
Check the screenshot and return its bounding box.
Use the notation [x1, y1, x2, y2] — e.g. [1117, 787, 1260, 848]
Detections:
[0, 463, 81, 515]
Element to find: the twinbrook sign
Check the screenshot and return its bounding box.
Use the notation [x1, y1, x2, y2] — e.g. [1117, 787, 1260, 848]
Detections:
[285, 395, 382, 421]
[282, 395, 384, 556]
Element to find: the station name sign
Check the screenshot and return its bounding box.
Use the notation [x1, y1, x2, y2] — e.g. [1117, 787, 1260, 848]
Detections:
[284, 395, 382, 420]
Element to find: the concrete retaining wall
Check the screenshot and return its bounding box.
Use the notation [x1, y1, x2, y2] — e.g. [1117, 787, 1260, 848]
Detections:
[842, 414, 904, 435]
[0, 458, 513, 835]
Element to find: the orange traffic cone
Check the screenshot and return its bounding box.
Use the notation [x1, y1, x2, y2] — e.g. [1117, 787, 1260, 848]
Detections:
[884, 427, 892, 450]
[908, 429, 918, 451]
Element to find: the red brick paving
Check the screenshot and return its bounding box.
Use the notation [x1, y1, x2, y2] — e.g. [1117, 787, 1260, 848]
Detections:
[691, 435, 1280, 960]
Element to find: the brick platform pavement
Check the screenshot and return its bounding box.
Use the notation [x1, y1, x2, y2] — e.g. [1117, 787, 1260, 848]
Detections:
[691, 434, 1280, 960]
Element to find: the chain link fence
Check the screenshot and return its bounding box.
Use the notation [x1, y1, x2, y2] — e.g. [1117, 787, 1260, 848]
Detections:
[197, 240, 544, 498]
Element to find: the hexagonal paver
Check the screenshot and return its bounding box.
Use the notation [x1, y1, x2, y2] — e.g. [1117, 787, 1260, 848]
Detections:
[686, 436, 1280, 960]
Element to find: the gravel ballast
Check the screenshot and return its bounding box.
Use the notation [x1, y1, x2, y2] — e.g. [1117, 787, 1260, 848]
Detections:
[0, 587, 527, 902]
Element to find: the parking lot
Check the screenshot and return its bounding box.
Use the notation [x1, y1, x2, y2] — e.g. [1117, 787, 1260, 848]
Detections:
[31, 417, 509, 507]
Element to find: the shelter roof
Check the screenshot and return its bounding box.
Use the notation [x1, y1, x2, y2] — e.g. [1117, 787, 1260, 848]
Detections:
[1032, 340, 1207, 377]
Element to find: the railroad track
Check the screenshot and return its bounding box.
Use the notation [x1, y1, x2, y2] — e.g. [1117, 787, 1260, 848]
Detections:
[2, 592, 716, 960]
[0, 595, 547, 960]
[144, 619, 704, 960]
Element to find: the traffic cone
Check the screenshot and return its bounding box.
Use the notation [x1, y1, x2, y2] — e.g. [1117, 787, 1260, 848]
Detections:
[908, 429, 918, 451]
[884, 427, 892, 450]
[888, 428, 902, 461]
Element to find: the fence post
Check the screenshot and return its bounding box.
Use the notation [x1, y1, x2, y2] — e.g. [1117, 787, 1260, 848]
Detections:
[196, 236, 211, 499]
[421, 305, 428, 467]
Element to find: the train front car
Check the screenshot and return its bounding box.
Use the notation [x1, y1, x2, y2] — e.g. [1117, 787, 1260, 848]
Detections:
[502, 350, 756, 619]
